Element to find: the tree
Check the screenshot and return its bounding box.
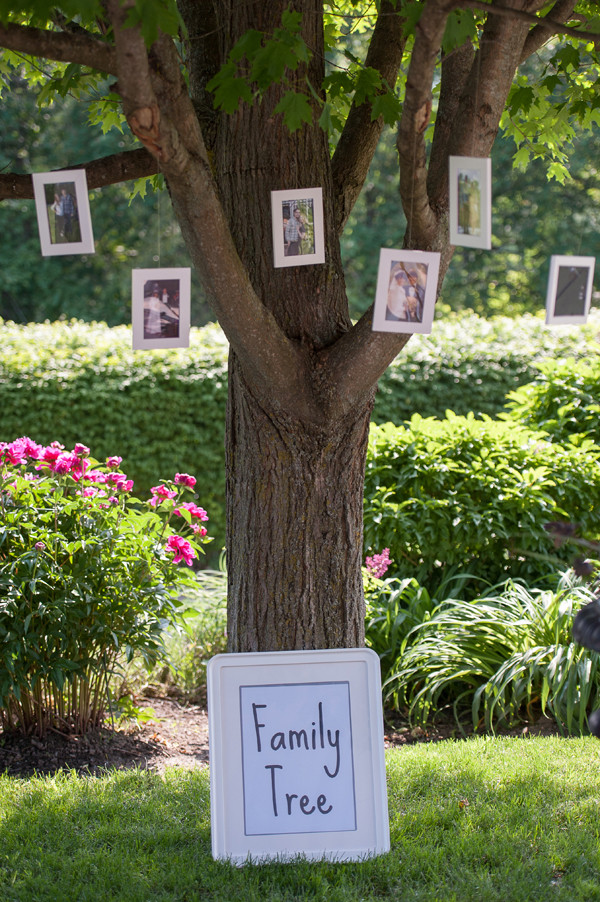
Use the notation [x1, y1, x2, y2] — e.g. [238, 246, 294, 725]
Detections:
[0, 1, 598, 652]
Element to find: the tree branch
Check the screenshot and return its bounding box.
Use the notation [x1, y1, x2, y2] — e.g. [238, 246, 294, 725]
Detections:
[0, 21, 117, 74]
[459, 0, 600, 48]
[331, 0, 406, 235]
[104, 0, 315, 420]
[318, 308, 412, 420]
[397, 0, 456, 249]
[0, 148, 157, 200]
[519, 0, 581, 61]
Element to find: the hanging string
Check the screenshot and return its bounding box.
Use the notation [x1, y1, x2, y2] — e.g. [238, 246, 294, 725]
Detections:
[472, 33, 483, 157]
[156, 165, 161, 268]
[407, 124, 418, 249]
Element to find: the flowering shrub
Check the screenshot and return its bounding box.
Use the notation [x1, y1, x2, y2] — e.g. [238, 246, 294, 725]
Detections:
[365, 548, 392, 579]
[0, 437, 211, 736]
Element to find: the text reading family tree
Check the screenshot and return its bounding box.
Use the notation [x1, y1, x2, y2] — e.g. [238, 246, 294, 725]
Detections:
[239, 681, 357, 836]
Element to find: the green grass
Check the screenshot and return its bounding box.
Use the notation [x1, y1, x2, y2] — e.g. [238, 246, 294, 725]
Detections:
[2, 738, 600, 901]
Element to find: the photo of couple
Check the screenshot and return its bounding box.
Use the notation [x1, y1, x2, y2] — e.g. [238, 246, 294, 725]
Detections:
[271, 187, 325, 268]
[46, 183, 81, 244]
[143, 280, 181, 340]
[32, 169, 94, 257]
[372, 249, 440, 335]
[282, 199, 315, 257]
[385, 262, 427, 323]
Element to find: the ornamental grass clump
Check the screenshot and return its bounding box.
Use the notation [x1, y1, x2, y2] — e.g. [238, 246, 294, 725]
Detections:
[0, 437, 211, 737]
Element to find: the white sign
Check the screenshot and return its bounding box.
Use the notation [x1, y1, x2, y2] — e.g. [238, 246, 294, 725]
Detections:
[208, 648, 389, 864]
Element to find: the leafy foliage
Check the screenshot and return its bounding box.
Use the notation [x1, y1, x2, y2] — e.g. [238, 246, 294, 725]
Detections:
[504, 356, 600, 445]
[364, 413, 600, 595]
[0, 320, 229, 560]
[0, 438, 211, 736]
[385, 575, 600, 736]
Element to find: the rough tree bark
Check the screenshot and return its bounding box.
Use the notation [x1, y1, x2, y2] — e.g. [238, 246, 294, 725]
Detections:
[0, 0, 592, 652]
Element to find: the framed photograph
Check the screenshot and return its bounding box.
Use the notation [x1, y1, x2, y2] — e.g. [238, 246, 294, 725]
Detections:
[271, 187, 325, 268]
[372, 248, 440, 334]
[449, 156, 492, 249]
[132, 267, 191, 350]
[545, 255, 596, 325]
[208, 648, 389, 864]
[32, 169, 95, 256]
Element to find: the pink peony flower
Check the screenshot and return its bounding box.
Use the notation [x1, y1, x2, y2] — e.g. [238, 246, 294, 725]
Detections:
[106, 456, 123, 469]
[149, 485, 177, 507]
[51, 452, 78, 475]
[191, 524, 208, 537]
[173, 501, 209, 521]
[174, 473, 196, 488]
[74, 443, 90, 456]
[166, 534, 197, 566]
[365, 548, 392, 579]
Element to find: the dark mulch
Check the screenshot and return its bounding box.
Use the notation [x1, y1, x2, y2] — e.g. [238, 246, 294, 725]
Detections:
[0, 697, 562, 779]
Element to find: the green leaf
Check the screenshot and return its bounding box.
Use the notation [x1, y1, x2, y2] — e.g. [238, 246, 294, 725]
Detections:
[274, 90, 313, 132]
[370, 91, 403, 125]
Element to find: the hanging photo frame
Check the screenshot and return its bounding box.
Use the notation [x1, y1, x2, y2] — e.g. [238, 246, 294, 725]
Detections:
[372, 248, 440, 335]
[132, 267, 191, 350]
[448, 156, 492, 250]
[271, 187, 325, 267]
[545, 255, 596, 325]
[32, 169, 95, 256]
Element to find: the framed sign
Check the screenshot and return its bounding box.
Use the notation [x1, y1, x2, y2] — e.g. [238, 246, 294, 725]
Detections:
[545, 255, 595, 325]
[208, 648, 389, 864]
[271, 187, 325, 268]
[448, 156, 492, 250]
[32, 169, 95, 256]
[131, 267, 191, 349]
[372, 248, 440, 335]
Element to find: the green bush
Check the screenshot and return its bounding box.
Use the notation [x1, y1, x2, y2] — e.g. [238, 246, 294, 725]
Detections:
[0, 320, 228, 559]
[364, 413, 600, 595]
[504, 355, 600, 444]
[0, 438, 211, 736]
[2, 313, 598, 565]
[384, 575, 600, 736]
[374, 311, 600, 423]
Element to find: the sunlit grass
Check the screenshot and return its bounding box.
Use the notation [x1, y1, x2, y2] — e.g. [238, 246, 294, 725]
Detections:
[2, 737, 600, 901]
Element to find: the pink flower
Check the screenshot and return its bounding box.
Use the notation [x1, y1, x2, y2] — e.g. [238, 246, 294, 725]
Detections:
[116, 478, 134, 493]
[166, 534, 197, 566]
[86, 471, 108, 484]
[191, 524, 208, 537]
[74, 443, 90, 456]
[173, 501, 208, 521]
[51, 452, 78, 475]
[106, 456, 123, 470]
[174, 473, 196, 488]
[365, 548, 392, 579]
[149, 485, 177, 507]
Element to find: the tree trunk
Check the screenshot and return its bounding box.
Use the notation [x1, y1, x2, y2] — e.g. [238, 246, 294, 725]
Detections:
[226, 357, 374, 651]
[206, 0, 372, 651]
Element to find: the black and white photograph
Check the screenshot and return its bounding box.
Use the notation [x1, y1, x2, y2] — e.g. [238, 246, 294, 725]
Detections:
[545, 255, 595, 324]
[32, 169, 95, 256]
[132, 267, 191, 349]
[372, 249, 440, 335]
[449, 156, 492, 250]
[271, 187, 325, 268]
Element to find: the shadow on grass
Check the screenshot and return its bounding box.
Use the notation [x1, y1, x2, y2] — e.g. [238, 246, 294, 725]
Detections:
[1, 738, 600, 901]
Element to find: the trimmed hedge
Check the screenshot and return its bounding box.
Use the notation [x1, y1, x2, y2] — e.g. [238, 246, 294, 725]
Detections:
[503, 355, 600, 444]
[364, 413, 600, 595]
[0, 320, 228, 558]
[1, 313, 598, 562]
[373, 311, 600, 423]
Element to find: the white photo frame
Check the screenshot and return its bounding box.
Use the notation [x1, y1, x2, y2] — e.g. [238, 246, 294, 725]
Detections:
[132, 267, 191, 350]
[271, 187, 325, 267]
[372, 248, 440, 335]
[449, 156, 492, 249]
[545, 255, 596, 324]
[32, 169, 95, 256]
[207, 648, 390, 865]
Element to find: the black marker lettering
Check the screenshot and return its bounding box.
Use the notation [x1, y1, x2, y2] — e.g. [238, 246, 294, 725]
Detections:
[324, 728, 341, 778]
[289, 729, 309, 751]
[300, 795, 316, 815]
[252, 703, 267, 752]
[286, 793, 298, 814]
[265, 764, 283, 816]
[317, 794, 333, 814]
[271, 731, 286, 751]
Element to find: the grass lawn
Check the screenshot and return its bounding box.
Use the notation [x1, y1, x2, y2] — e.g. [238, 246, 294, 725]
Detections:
[1, 736, 600, 901]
